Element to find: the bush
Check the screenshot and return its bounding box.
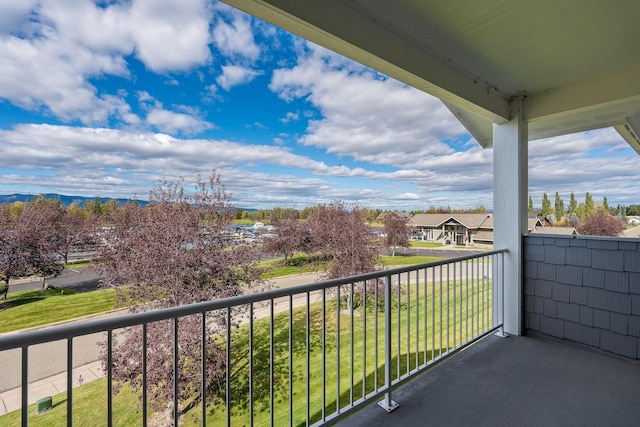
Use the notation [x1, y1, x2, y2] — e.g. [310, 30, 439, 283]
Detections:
[0, 282, 8, 299]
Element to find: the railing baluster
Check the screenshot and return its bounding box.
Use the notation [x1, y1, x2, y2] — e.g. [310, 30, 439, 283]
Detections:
[374, 278, 378, 392]
[439, 264, 443, 359]
[270, 299, 274, 426]
[415, 269, 419, 371]
[248, 304, 253, 427]
[336, 285, 340, 414]
[321, 289, 326, 422]
[175, 318, 180, 427]
[408, 272, 411, 379]
[349, 281, 354, 406]
[143, 323, 148, 427]
[67, 338, 73, 427]
[199, 314, 206, 427]
[378, 274, 398, 412]
[362, 280, 367, 400]
[107, 330, 113, 427]
[396, 274, 400, 381]
[288, 295, 293, 427]
[423, 267, 427, 367]
[225, 307, 231, 427]
[306, 292, 310, 427]
[21, 346, 28, 427]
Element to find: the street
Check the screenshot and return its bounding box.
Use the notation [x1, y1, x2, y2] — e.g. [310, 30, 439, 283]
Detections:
[8, 267, 102, 294]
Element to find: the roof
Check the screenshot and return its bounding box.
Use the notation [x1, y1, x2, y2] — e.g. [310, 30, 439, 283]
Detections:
[224, 0, 640, 154]
[409, 213, 491, 229]
[531, 226, 578, 236]
[472, 230, 494, 243]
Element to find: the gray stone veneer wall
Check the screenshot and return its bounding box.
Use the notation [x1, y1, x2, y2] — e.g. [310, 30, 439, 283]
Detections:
[524, 234, 640, 359]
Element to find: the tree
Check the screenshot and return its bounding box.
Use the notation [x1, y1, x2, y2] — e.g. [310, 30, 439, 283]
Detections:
[263, 209, 311, 261]
[19, 199, 65, 287]
[577, 209, 624, 236]
[307, 201, 381, 280]
[603, 196, 610, 212]
[541, 193, 553, 218]
[0, 208, 27, 299]
[585, 192, 596, 218]
[554, 192, 565, 222]
[98, 172, 264, 418]
[383, 213, 410, 256]
[568, 191, 577, 214]
[528, 196, 534, 214]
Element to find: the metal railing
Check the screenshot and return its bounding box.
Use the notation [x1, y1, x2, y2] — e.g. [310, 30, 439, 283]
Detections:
[0, 249, 506, 426]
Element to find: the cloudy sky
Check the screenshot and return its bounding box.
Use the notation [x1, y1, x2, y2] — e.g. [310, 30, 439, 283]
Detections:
[0, 0, 638, 211]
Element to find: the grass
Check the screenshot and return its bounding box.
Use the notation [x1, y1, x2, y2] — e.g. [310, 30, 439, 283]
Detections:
[203, 276, 493, 426]
[0, 275, 493, 425]
[0, 378, 144, 427]
[0, 288, 116, 333]
[410, 241, 444, 248]
[381, 254, 441, 266]
[232, 219, 254, 225]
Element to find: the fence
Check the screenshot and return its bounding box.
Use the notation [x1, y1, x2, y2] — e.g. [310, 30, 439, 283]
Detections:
[0, 249, 506, 426]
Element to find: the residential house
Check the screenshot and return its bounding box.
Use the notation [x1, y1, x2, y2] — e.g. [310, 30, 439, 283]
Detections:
[408, 214, 544, 246]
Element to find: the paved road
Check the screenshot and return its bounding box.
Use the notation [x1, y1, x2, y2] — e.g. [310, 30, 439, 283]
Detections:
[8, 267, 102, 294]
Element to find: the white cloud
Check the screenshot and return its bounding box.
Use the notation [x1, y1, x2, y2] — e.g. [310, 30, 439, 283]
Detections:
[0, 0, 213, 126]
[126, 0, 213, 72]
[216, 64, 261, 91]
[145, 108, 213, 135]
[280, 111, 299, 123]
[270, 42, 467, 166]
[211, 9, 260, 62]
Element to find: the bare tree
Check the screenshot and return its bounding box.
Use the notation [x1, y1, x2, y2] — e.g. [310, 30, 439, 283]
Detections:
[382, 212, 410, 256]
[0, 208, 27, 299]
[263, 208, 311, 261]
[308, 201, 381, 279]
[98, 172, 264, 417]
[18, 200, 65, 288]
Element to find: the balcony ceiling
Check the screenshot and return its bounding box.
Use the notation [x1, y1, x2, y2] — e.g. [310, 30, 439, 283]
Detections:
[223, 0, 640, 152]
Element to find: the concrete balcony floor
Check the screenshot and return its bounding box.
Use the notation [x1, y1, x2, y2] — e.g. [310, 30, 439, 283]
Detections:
[338, 333, 640, 426]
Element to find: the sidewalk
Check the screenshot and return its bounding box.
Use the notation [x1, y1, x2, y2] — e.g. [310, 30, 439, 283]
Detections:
[0, 361, 105, 415]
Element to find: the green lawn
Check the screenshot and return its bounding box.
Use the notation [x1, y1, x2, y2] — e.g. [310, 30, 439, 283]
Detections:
[410, 241, 443, 248]
[0, 288, 116, 333]
[381, 254, 441, 266]
[0, 378, 144, 427]
[0, 276, 493, 425]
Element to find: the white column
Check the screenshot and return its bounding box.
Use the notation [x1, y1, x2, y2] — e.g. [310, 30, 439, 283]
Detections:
[493, 97, 527, 335]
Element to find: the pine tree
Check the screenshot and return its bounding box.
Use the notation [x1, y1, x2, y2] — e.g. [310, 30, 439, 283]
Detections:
[554, 192, 565, 222]
[528, 196, 534, 213]
[568, 191, 577, 214]
[585, 192, 596, 218]
[541, 193, 553, 217]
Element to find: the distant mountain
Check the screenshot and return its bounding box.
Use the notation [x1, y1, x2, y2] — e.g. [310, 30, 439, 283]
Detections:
[0, 193, 257, 211]
[0, 193, 146, 207]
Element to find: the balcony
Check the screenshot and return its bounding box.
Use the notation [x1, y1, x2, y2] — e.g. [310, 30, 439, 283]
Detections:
[1, 235, 639, 426]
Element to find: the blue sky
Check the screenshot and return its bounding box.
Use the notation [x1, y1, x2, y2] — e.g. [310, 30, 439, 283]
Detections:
[0, 0, 638, 211]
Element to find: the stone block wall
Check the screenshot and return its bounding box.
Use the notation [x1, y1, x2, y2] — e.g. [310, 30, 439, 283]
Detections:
[524, 234, 640, 359]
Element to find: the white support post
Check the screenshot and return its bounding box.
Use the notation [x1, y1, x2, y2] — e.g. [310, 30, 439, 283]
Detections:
[493, 97, 528, 336]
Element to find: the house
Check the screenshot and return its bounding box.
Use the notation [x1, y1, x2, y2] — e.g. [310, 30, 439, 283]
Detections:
[408, 213, 543, 246]
[408, 213, 491, 245]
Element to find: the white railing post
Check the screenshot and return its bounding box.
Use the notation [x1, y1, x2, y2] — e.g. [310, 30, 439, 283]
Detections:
[378, 274, 399, 412]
